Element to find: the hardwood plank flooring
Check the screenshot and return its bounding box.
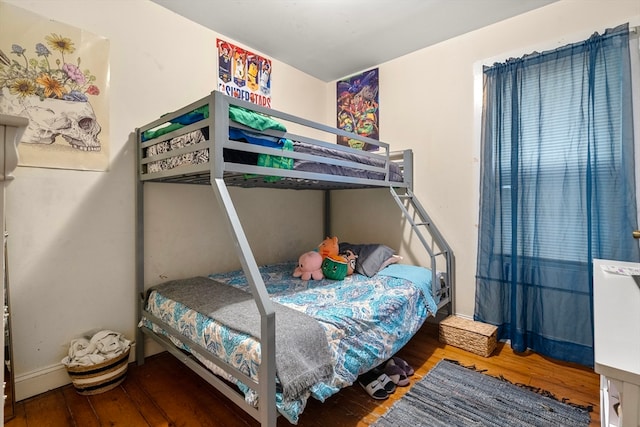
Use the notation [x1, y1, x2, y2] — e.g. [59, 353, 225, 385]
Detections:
[6, 322, 600, 426]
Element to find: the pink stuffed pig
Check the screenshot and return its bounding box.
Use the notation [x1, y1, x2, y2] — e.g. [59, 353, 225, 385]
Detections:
[293, 251, 324, 280]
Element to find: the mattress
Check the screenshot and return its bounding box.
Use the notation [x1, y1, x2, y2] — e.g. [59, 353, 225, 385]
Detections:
[140, 261, 436, 424]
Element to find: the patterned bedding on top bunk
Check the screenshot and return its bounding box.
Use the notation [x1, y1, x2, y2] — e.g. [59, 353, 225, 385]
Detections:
[141, 261, 437, 424]
[141, 105, 403, 182]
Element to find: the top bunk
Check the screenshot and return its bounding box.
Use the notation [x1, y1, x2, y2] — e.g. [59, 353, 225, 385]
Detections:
[136, 91, 413, 191]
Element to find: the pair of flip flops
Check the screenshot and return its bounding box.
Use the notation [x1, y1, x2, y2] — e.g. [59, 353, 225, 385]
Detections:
[358, 370, 396, 400]
[359, 357, 415, 399]
[383, 356, 414, 387]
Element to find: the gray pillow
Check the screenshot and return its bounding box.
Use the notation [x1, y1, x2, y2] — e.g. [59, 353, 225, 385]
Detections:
[339, 243, 396, 277]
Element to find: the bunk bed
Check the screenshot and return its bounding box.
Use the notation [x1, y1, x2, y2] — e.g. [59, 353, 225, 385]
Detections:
[135, 90, 455, 426]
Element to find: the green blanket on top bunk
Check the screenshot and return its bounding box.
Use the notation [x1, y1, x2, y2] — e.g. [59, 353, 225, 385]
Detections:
[141, 104, 286, 141]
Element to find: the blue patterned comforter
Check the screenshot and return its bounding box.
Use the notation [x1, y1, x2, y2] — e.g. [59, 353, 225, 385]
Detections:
[142, 261, 436, 424]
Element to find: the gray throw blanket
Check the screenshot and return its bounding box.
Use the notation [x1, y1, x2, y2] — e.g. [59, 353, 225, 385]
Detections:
[149, 276, 333, 401]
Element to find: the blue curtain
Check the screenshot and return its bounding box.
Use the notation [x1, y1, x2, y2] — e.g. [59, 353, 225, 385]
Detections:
[475, 24, 638, 367]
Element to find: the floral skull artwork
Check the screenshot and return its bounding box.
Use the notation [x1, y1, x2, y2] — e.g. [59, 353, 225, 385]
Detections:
[0, 33, 103, 151]
[1, 87, 101, 150]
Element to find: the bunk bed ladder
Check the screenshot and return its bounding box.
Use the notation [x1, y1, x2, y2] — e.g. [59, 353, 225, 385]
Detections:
[389, 187, 455, 315]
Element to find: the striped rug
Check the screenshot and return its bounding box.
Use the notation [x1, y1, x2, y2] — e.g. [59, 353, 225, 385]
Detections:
[373, 359, 591, 427]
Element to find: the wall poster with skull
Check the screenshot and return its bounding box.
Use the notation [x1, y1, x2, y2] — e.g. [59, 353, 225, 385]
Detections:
[0, 3, 109, 171]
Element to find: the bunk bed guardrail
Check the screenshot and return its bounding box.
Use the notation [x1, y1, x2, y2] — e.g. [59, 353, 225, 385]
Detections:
[137, 91, 411, 190]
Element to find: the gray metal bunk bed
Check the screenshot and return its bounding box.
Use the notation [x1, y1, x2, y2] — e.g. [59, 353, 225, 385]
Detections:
[135, 90, 455, 426]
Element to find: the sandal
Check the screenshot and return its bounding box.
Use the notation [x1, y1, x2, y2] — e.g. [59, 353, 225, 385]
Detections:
[384, 362, 410, 387]
[390, 356, 415, 376]
[375, 372, 396, 394]
[358, 371, 388, 400]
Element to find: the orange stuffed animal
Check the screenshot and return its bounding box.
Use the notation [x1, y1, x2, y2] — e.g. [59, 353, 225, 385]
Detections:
[318, 236, 339, 260]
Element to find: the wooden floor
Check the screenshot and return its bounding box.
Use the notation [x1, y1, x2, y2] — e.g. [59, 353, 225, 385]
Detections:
[6, 322, 600, 426]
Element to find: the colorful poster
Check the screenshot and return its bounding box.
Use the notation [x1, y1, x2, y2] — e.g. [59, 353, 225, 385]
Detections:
[217, 38, 271, 107]
[336, 68, 379, 151]
[0, 3, 110, 171]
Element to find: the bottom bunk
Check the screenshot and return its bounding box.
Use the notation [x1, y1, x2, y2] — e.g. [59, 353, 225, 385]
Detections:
[138, 259, 444, 424]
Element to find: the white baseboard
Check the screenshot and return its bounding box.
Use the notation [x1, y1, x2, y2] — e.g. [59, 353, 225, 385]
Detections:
[15, 362, 70, 401]
[15, 342, 139, 401]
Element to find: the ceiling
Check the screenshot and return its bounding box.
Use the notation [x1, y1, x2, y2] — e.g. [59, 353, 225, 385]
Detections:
[150, 0, 558, 82]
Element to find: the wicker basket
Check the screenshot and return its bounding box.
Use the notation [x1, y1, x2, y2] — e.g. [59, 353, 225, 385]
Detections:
[439, 316, 497, 357]
[65, 348, 130, 395]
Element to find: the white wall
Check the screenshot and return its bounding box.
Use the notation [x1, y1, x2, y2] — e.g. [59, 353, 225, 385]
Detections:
[3, 0, 639, 401]
[2, 0, 327, 400]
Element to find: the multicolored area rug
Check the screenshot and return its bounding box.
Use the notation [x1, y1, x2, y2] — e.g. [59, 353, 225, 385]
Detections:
[372, 359, 591, 427]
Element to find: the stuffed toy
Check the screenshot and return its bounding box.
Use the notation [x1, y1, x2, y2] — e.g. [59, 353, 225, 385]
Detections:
[318, 236, 339, 260]
[293, 251, 324, 280]
[322, 254, 348, 280]
[340, 249, 358, 275]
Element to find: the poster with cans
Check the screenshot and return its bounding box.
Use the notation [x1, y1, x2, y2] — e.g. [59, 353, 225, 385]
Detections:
[217, 38, 271, 107]
[336, 68, 379, 151]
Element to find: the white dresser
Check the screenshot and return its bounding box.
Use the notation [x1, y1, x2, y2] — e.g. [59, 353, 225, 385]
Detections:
[593, 259, 640, 427]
